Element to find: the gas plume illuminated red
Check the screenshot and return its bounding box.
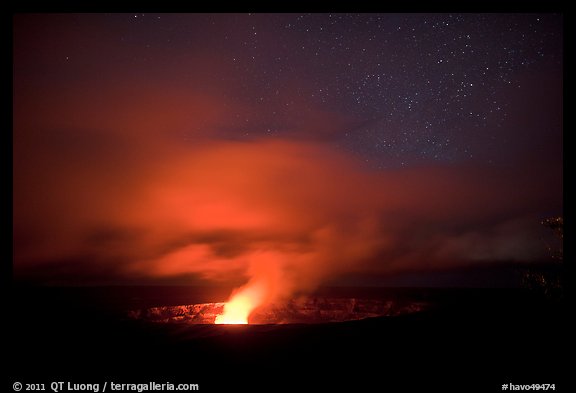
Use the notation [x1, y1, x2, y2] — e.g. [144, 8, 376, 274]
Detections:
[13, 84, 561, 290]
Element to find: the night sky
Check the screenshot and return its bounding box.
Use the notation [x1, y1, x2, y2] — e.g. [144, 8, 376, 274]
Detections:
[13, 13, 562, 288]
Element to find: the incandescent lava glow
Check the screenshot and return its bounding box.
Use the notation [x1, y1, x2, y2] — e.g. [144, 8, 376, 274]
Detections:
[214, 295, 250, 324]
[214, 281, 265, 324]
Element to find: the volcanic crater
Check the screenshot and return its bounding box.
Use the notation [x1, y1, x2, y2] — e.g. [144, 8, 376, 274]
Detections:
[128, 296, 428, 325]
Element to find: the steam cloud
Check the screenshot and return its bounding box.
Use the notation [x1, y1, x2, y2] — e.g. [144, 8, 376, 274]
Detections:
[13, 82, 561, 298]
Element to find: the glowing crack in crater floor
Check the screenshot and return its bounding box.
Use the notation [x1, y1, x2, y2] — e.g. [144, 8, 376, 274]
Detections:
[128, 297, 429, 325]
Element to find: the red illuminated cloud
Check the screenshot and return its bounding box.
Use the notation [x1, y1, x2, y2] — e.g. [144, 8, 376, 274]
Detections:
[14, 128, 559, 290]
[13, 64, 560, 290]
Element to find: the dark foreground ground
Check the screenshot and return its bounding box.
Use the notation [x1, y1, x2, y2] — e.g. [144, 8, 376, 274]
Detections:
[6, 286, 571, 392]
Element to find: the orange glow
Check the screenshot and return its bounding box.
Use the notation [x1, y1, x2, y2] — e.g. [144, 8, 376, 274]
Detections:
[214, 295, 251, 324]
[215, 281, 266, 324]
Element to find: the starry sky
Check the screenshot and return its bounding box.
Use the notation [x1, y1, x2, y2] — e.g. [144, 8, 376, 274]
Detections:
[13, 13, 563, 287]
